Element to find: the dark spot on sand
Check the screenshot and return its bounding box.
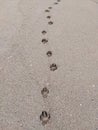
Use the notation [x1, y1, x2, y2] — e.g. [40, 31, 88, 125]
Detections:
[54, 2, 58, 4]
[42, 39, 48, 44]
[40, 111, 50, 125]
[48, 7, 52, 9]
[50, 63, 58, 71]
[47, 16, 51, 19]
[57, 0, 61, 2]
[41, 87, 49, 98]
[42, 30, 47, 35]
[46, 51, 52, 57]
[48, 21, 53, 25]
[45, 9, 50, 12]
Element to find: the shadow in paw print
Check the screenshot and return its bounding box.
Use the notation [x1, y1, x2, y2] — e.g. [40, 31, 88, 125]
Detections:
[47, 16, 51, 19]
[40, 111, 50, 125]
[48, 7, 52, 9]
[42, 39, 48, 44]
[42, 30, 47, 35]
[46, 51, 52, 57]
[50, 63, 58, 71]
[54, 2, 58, 4]
[57, 0, 61, 2]
[45, 9, 50, 12]
[48, 21, 53, 25]
[41, 87, 49, 98]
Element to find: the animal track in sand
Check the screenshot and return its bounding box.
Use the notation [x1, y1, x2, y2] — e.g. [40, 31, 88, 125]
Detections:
[54, 2, 58, 4]
[42, 39, 48, 44]
[40, 111, 50, 125]
[45, 9, 50, 12]
[50, 63, 58, 71]
[40, 0, 61, 126]
[47, 16, 51, 19]
[48, 7, 52, 9]
[48, 21, 53, 25]
[46, 51, 52, 57]
[41, 87, 49, 98]
[42, 30, 47, 35]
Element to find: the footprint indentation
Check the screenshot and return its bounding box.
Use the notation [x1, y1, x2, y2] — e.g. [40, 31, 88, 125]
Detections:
[42, 39, 48, 44]
[41, 87, 49, 98]
[42, 30, 47, 35]
[40, 111, 50, 125]
[57, 0, 61, 2]
[45, 9, 50, 12]
[50, 63, 58, 71]
[48, 7, 52, 9]
[54, 2, 58, 4]
[47, 16, 51, 19]
[48, 21, 53, 25]
[46, 51, 52, 57]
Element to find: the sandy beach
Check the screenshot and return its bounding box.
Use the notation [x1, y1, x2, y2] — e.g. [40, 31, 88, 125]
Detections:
[0, 0, 98, 129]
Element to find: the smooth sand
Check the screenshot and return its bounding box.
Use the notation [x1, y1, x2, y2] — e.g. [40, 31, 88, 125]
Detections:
[0, 0, 98, 129]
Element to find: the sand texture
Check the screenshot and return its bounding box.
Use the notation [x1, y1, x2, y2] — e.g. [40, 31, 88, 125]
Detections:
[0, 0, 98, 129]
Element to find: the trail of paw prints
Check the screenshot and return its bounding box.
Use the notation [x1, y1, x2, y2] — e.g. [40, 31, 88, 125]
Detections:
[40, 0, 61, 126]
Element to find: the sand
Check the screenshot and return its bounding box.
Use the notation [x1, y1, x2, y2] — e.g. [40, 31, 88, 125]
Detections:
[0, 0, 98, 129]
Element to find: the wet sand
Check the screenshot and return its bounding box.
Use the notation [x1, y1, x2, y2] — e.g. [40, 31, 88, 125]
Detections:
[0, 0, 98, 129]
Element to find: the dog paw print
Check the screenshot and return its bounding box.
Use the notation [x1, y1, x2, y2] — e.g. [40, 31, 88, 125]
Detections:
[42, 39, 48, 44]
[48, 21, 53, 25]
[50, 63, 58, 71]
[41, 87, 49, 98]
[47, 16, 51, 19]
[45, 9, 50, 12]
[40, 111, 50, 125]
[42, 30, 47, 35]
[48, 7, 52, 9]
[46, 51, 52, 57]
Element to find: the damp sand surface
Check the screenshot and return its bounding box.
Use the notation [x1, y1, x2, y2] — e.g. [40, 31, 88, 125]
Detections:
[0, 0, 98, 130]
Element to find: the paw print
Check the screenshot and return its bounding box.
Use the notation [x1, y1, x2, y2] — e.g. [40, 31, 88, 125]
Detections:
[50, 63, 58, 71]
[40, 111, 50, 125]
[41, 87, 49, 98]
[42, 39, 48, 44]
